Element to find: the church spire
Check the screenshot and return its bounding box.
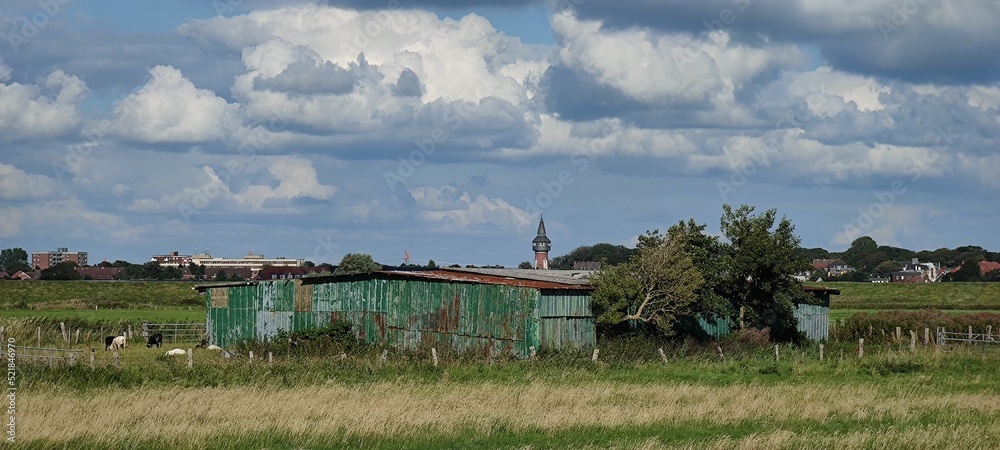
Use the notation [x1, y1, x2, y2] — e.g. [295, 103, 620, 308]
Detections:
[532, 214, 551, 269]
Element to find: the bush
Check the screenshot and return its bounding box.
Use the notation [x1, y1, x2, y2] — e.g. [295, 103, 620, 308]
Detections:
[833, 309, 1000, 343]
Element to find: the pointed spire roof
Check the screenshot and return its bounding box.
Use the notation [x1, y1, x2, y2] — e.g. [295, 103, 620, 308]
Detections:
[532, 214, 550, 245]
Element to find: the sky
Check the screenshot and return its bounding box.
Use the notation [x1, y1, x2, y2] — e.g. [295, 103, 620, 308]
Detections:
[0, 0, 998, 268]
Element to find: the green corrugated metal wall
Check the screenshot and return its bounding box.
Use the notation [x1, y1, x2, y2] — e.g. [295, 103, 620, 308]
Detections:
[206, 278, 595, 356]
[793, 303, 829, 341]
[538, 290, 595, 350]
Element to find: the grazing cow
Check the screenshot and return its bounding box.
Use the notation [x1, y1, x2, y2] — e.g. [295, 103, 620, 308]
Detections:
[165, 348, 186, 356]
[146, 333, 163, 348]
[195, 338, 208, 349]
[104, 336, 116, 351]
[109, 335, 127, 351]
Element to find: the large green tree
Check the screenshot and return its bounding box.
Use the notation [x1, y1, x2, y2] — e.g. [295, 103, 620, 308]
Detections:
[549, 243, 636, 270]
[0, 247, 30, 273]
[333, 253, 382, 275]
[590, 232, 703, 336]
[39, 261, 82, 280]
[718, 204, 809, 342]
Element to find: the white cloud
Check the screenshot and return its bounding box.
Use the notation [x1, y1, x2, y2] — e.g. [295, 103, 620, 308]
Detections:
[410, 185, 531, 232]
[0, 198, 146, 242]
[551, 12, 805, 108]
[0, 163, 64, 201]
[113, 65, 239, 143]
[235, 156, 338, 208]
[0, 70, 86, 140]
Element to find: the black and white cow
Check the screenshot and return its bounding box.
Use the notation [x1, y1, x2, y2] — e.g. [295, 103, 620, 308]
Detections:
[146, 333, 163, 348]
[104, 336, 116, 351]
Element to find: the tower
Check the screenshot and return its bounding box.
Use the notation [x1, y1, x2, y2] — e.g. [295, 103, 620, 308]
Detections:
[532, 214, 551, 270]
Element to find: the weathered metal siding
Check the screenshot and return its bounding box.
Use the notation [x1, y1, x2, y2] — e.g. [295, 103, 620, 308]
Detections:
[206, 277, 555, 356]
[697, 315, 733, 339]
[794, 303, 829, 341]
[538, 291, 595, 350]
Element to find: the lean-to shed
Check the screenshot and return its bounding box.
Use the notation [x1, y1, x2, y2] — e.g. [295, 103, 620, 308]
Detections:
[197, 269, 595, 357]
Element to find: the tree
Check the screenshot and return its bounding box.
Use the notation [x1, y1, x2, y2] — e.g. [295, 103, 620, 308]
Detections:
[517, 261, 533, 269]
[591, 232, 703, 336]
[718, 204, 809, 342]
[550, 243, 636, 270]
[333, 253, 381, 275]
[666, 220, 729, 317]
[945, 259, 981, 282]
[872, 260, 901, 277]
[188, 262, 205, 279]
[213, 270, 229, 281]
[111, 260, 132, 267]
[39, 261, 82, 280]
[0, 248, 30, 273]
[427, 259, 437, 268]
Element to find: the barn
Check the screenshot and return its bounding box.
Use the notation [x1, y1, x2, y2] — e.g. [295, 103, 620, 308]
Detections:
[197, 269, 595, 357]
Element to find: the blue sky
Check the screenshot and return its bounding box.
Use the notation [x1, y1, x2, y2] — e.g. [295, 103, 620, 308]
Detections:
[0, 0, 998, 267]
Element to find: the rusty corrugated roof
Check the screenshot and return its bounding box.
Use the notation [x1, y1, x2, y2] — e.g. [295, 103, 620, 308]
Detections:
[802, 285, 840, 295]
[300, 269, 592, 290]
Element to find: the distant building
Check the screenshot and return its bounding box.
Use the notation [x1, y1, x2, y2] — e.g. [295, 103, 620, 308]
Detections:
[867, 277, 889, 283]
[573, 261, 602, 271]
[150, 251, 193, 267]
[192, 251, 303, 276]
[901, 258, 943, 282]
[76, 267, 124, 280]
[255, 266, 330, 280]
[811, 258, 855, 277]
[32, 247, 87, 270]
[979, 261, 1000, 275]
[890, 271, 923, 283]
[532, 215, 551, 270]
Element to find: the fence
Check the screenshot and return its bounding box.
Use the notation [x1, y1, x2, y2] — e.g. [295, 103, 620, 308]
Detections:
[937, 326, 1000, 351]
[14, 346, 83, 365]
[142, 322, 206, 343]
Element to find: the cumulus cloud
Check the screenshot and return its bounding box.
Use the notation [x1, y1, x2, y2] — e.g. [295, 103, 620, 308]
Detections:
[0, 163, 64, 201]
[410, 185, 532, 232]
[567, 0, 1000, 83]
[113, 65, 239, 143]
[0, 70, 86, 140]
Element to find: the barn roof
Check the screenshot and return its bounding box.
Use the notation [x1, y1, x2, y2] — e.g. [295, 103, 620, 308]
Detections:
[195, 269, 593, 292]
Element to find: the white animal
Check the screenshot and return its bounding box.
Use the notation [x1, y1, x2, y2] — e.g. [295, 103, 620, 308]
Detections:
[206, 344, 223, 351]
[109, 336, 127, 351]
[165, 348, 186, 356]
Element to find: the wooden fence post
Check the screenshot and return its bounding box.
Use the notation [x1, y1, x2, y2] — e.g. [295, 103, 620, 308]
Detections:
[591, 348, 599, 362]
[89, 349, 95, 368]
[128, 325, 133, 340]
[924, 328, 929, 346]
[910, 330, 916, 352]
[113, 351, 120, 368]
[658, 347, 669, 364]
[969, 326, 973, 341]
[858, 339, 864, 358]
[0, 325, 4, 342]
[187, 349, 193, 369]
[37, 326, 41, 347]
[75, 329, 80, 345]
[716, 346, 725, 362]
[60, 322, 68, 344]
[774, 344, 779, 361]
[249, 351, 254, 363]
[529, 346, 536, 359]
[380, 350, 388, 364]
[431, 348, 438, 367]
[268, 352, 273, 364]
[819, 344, 824, 361]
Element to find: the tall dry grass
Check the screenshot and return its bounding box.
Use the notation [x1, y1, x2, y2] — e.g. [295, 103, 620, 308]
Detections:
[18, 380, 1000, 446]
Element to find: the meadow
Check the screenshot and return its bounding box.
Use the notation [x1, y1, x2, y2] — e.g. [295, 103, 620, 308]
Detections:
[7, 280, 1000, 448]
[14, 342, 1000, 449]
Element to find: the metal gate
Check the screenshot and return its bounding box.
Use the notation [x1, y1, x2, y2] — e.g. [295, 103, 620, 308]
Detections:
[141, 322, 206, 343]
[937, 328, 1000, 350]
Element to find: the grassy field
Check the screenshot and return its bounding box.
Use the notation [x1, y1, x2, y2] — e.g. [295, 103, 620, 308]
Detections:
[812, 282, 1000, 311]
[0, 280, 204, 309]
[0, 308, 203, 322]
[13, 344, 1000, 449]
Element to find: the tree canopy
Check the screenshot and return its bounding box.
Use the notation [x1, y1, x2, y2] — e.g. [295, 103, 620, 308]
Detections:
[0, 247, 30, 273]
[333, 253, 382, 275]
[549, 243, 636, 270]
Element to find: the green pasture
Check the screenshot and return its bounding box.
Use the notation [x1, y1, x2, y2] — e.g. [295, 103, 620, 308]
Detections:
[815, 281, 1000, 311]
[0, 280, 204, 309]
